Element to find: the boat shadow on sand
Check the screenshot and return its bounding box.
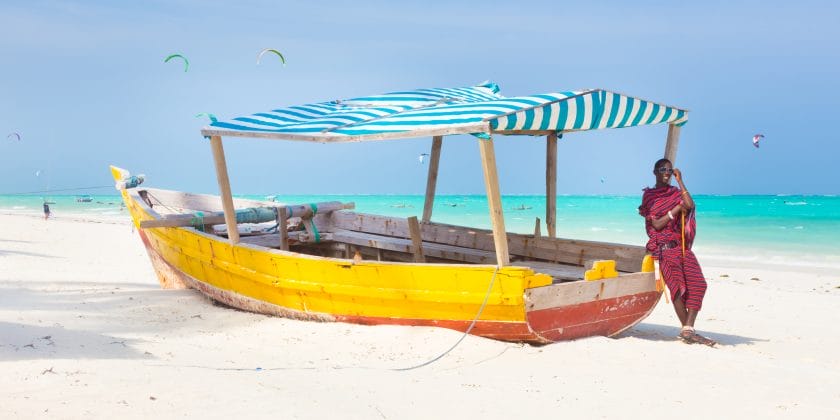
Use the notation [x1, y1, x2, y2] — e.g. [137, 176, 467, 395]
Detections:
[618, 323, 767, 347]
[0, 281, 263, 362]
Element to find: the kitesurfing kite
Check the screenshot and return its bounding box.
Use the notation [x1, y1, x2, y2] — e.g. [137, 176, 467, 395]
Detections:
[418, 153, 429, 164]
[195, 113, 218, 123]
[752, 134, 764, 149]
[164, 54, 190, 72]
[34, 169, 41, 177]
[7, 132, 20, 141]
[257, 49, 286, 66]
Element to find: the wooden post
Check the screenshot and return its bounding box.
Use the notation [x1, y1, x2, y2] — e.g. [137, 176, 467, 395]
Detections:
[422, 136, 443, 223]
[209, 135, 239, 244]
[478, 136, 510, 266]
[534, 217, 541, 237]
[407, 216, 426, 263]
[664, 124, 681, 164]
[546, 132, 557, 238]
[277, 207, 289, 251]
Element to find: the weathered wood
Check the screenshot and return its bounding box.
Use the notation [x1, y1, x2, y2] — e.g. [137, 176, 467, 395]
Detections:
[422, 136, 443, 223]
[478, 136, 510, 266]
[546, 132, 557, 238]
[664, 124, 681, 163]
[138, 188, 276, 213]
[239, 231, 333, 248]
[534, 217, 541, 237]
[329, 212, 645, 272]
[331, 230, 496, 265]
[492, 130, 559, 136]
[201, 122, 490, 144]
[407, 216, 426, 263]
[525, 272, 655, 310]
[209, 135, 239, 244]
[277, 206, 289, 251]
[514, 260, 584, 282]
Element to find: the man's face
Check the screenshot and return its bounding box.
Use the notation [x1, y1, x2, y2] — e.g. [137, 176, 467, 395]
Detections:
[654, 162, 673, 185]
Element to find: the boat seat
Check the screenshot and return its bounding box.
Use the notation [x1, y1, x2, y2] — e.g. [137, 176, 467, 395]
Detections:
[513, 260, 585, 282]
[330, 229, 497, 264]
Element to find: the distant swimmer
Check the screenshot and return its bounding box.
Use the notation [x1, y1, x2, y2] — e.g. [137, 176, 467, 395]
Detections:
[43, 202, 51, 220]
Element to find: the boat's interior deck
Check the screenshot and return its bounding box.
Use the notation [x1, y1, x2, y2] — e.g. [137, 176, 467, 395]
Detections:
[134, 189, 647, 283]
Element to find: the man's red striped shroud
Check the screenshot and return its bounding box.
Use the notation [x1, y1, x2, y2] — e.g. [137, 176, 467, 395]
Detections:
[639, 186, 706, 310]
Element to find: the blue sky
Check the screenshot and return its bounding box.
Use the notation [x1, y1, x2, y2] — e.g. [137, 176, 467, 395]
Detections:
[1, 0, 838, 196]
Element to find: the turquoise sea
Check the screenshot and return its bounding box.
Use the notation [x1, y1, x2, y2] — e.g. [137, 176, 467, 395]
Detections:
[2, 194, 838, 267]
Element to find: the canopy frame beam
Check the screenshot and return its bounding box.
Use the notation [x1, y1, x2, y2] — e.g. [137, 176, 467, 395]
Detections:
[209, 135, 240, 244]
[664, 124, 681, 163]
[422, 136, 443, 223]
[478, 135, 510, 266]
[545, 132, 558, 238]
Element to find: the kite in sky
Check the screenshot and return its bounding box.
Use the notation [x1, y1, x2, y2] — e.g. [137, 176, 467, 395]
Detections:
[7, 132, 20, 141]
[257, 49, 286, 66]
[164, 54, 189, 72]
[195, 113, 218, 123]
[418, 153, 429, 164]
[752, 134, 765, 149]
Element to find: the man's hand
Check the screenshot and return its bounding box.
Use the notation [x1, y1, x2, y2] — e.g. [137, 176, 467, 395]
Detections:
[673, 168, 683, 184]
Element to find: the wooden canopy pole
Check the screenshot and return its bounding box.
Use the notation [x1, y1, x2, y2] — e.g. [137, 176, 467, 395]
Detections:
[478, 135, 510, 266]
[664, 124, 681, 163]
[209, 135, 240, 244]
[545, 132, 557, 238]
[422, 135, 443, 223]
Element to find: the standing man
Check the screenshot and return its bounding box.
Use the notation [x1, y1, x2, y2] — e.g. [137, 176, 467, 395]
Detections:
[43, 201, 51, 220]
[638, 158, 715, 346]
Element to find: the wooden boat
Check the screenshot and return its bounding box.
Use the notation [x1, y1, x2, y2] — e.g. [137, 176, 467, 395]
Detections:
[113, 82, 688, 344]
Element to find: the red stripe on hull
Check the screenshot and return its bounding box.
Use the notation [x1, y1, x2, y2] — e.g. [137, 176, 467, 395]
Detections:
[336, 314, 544, 343]
[526, 291, 661, 341]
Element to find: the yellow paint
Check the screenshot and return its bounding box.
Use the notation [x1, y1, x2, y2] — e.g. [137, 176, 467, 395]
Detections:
[111, 166, 553, 323]
[641, 254, 655, 272]
[584, 260, 618, 281]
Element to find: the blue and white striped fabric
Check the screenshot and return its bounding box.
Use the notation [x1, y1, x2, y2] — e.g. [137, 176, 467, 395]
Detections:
[202, 81, 688, 142]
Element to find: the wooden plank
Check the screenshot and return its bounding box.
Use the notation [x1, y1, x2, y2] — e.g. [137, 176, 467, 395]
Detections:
[330, 230, 496, 265]
[138, 188, 276, 213]
[329, 212, 645, 272]
[209, 135, 239, 244]
[277, 206, 289, 251]
[422, 136, 443, 223]
[546, 132, 557, 238]
[492, 130, 559, 136]
[534, 217, 541, 237]
[407, 216, 426, 263]
[239, 231, 333, 248]
[478, 136, 509, 266]
[200, 122, 490, 144]
[525, 272, 655, 310]
[514, 260, 584, 282]
[664, 123, 681, 163]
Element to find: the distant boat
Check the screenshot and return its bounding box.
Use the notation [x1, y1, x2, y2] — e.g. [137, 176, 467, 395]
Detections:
[76, 195, 93, 203]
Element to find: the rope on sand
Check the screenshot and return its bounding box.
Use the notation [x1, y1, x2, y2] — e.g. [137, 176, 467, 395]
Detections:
[391, 265, 500, 371]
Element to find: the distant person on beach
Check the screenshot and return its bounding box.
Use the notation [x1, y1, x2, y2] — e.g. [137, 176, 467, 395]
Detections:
[638, 158, 715, 346]
[43, 202, 51, 220]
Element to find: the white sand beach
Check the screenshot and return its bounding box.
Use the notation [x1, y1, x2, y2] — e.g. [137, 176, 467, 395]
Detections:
[1, 213, 838, 419]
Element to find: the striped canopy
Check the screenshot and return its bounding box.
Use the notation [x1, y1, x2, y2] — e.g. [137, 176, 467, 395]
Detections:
[201, 81, 688, 143]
